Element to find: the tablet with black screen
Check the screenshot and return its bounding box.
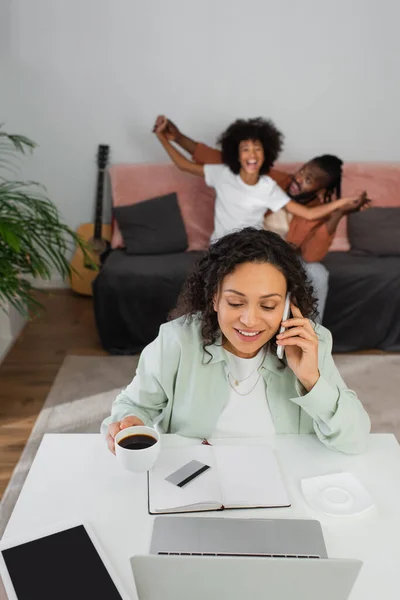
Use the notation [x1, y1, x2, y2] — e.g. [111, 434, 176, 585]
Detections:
[0, 522, 130, 600]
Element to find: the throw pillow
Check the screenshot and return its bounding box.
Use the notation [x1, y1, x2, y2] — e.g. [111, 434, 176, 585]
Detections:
[348, 207, 400, 256]
[113, 192, 188, 255]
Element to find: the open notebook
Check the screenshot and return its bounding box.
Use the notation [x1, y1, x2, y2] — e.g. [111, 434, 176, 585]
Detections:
[148, 444, 290, 514]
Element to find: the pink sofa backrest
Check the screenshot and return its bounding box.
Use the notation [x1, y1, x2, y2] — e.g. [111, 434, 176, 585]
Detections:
[109, 163, 215, 251]
[110, 162, 400, 253]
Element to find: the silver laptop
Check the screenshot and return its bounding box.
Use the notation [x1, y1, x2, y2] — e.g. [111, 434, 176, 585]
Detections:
[130, 517, 362, 600]
[150, 516, 328, 558]
[132, 554, 361, 600]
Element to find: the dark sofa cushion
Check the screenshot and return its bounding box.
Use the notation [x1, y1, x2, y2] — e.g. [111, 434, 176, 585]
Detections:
[348, 207, 400, 256]
[113, 192, 188, 255]
[93, 249, 205, 353]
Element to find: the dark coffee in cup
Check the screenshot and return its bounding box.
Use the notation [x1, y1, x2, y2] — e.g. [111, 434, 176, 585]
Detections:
[118, 434, 157, 450]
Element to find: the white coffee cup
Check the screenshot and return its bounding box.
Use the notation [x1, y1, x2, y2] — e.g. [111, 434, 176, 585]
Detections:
[115, 425, 161, 473]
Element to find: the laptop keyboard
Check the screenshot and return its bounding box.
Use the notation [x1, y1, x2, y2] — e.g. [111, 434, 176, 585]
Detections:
[158, 551, 321, 559]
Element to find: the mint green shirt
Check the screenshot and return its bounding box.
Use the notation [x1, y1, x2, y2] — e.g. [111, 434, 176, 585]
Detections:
[102, 317, 370, 454]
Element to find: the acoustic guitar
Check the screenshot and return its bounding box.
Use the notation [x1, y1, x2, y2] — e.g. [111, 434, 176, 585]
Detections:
[70, 144, 112, 296]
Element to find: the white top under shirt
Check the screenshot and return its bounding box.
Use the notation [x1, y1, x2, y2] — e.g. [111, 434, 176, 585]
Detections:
[204, 164, 290, 242]
[212, 349, 276, 439]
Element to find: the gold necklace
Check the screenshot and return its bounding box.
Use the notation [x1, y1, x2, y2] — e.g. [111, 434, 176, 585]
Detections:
[227, 372, 262, 396]
[225, 350, 265, 386]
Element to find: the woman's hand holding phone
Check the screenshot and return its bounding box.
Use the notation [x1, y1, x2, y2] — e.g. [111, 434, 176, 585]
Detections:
[276, 302, 320, 392]
[276, 294, 291, 360]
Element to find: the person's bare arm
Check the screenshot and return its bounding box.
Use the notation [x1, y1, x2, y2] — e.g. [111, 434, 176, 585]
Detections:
[323, 197, 371, 235]
[156, 132, 204, 177]
[169, 123, 197, 156]
[325, 209, 344, 235]
[176, 132, 197, 155]
[154, 116, 223, 164]
[153, 115, 197, 156]
[285, 192, 370, 221]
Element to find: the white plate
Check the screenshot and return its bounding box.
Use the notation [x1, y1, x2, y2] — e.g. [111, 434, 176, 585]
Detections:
[301, 472, 375, 516]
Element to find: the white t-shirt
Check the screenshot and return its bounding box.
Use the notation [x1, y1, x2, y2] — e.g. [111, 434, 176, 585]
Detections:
[204, 164, 290, 242]
[212, 349, 276, 439]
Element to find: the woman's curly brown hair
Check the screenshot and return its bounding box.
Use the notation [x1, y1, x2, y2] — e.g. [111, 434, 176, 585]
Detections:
[172, 227, 318, 361]
[217, 117, 284, 175]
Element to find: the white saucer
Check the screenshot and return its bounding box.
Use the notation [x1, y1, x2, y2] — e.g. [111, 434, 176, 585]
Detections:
[301, 472, 375, 516]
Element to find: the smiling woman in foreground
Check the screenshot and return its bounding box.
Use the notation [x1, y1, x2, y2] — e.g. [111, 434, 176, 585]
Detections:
[103, 228, 370, 454]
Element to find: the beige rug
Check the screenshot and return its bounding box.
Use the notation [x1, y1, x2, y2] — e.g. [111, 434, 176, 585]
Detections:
[0, 353, 399, 539]
[0, 355, 139, 539]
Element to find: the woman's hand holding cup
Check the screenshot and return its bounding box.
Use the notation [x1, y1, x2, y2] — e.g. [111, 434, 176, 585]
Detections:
[107, 416, 144, 455]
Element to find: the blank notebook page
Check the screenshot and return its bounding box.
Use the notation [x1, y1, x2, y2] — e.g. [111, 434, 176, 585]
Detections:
[214, 445, 290, 507]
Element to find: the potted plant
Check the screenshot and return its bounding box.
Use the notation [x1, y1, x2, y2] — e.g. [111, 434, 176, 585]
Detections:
[0, 125, 92, 317]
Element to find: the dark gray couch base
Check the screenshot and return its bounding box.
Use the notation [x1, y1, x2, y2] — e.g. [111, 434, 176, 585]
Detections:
[322, 252, 400, 352]
[93, 249, 204, 355]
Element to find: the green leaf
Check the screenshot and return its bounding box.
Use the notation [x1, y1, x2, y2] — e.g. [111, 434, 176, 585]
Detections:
[0, 223, 22, 251]
[0, 125, 96, 317]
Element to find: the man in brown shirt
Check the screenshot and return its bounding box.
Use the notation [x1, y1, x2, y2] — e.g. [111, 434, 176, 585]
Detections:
[158, 118, 364, 320]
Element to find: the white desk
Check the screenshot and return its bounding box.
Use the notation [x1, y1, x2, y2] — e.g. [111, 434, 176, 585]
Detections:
[2, 433, 400, 599]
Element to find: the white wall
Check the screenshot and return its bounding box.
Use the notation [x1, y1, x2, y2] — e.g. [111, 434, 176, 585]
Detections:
[1, 0, 400, 231]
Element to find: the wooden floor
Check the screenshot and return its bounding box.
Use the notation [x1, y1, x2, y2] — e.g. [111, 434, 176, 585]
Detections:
[0, 290, 107, 500]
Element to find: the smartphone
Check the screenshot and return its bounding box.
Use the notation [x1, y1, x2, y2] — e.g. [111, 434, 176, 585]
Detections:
[165, 460, 211, 488]
[277, 293, 291, 360]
